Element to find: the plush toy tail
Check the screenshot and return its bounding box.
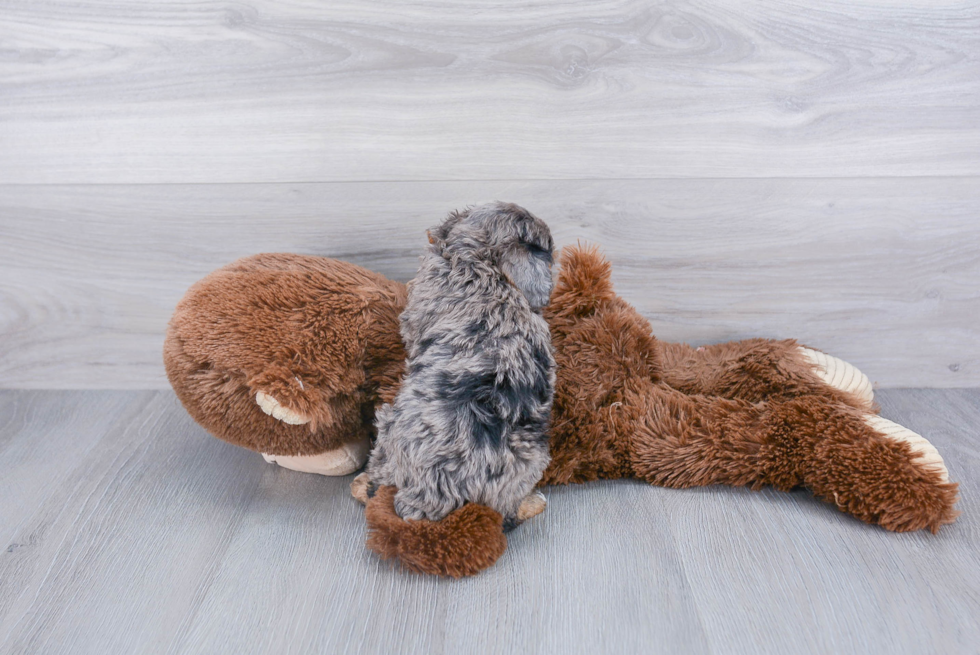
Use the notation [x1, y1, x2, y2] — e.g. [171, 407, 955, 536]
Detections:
[364, 487, 508, 578]
[549, 243, 616, 318]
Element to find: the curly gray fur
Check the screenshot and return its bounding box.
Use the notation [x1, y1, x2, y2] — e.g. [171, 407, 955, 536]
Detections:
[366, 202, 556, 525]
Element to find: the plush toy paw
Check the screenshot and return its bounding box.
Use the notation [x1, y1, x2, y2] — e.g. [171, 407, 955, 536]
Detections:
[261, 436, 370, 476]
[799, 347, 874, 408]
[255, 391, 310, 425]
[807, 411, 959, 533]
[864, 415, 950, 483]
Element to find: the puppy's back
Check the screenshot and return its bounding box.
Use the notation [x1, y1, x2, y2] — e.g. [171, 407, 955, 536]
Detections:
[367, 203, 556, 523]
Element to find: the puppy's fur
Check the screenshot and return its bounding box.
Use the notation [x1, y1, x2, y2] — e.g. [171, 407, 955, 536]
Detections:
[366, 202, 556, 525]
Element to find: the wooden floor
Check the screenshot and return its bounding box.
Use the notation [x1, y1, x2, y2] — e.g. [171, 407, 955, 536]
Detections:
[0, 388, 977, 654]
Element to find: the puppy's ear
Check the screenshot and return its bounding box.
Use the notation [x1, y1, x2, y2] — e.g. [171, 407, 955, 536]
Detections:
[427, 225, 450, 253]
[501, 251, 554, 311]
[428, 209, 467, 253]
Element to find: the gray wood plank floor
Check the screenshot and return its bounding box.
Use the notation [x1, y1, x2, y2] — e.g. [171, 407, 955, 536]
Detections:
[0, 389, 977, 655]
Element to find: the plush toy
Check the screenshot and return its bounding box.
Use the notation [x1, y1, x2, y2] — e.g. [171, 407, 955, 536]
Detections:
[165, 244, 958, 578]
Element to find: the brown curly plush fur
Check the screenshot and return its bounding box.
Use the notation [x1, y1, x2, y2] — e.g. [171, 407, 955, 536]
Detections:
[365, 486, 508, 578]
[541, 246, 958, 534]
[165, 254, 405, 456]
[165, 246, 959, 578]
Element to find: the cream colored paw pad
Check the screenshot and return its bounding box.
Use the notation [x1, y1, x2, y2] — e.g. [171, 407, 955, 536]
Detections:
[864, 415, 949, 483]
[261, 436, 370, 476]
[517, 490, 547, 521]
[800, 347, 874, 406]
[256, 391, 310, 425]
[351, 472, 370, 504]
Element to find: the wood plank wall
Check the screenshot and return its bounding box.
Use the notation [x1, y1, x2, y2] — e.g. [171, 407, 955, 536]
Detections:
[1, 0, 978, 388]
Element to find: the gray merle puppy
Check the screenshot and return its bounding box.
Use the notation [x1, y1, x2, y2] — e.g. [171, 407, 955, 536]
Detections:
[366, 202, 556, 528]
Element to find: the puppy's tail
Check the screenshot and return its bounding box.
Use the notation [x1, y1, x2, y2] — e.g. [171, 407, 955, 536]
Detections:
[364, 486, 507, 578]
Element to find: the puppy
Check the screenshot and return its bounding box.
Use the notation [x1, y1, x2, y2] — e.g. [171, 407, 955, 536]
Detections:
[366, 202, 556, 528]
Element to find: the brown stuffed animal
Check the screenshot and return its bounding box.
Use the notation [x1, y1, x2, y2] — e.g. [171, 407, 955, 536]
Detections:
[165, 245, 958, 578]
[164, 253, 406, 475]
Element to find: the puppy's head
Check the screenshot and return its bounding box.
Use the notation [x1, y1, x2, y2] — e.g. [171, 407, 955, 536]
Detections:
[429, 202, 555, 310]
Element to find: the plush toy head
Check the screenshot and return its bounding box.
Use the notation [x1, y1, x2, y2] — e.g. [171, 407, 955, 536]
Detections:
[428, 201, 555, 311]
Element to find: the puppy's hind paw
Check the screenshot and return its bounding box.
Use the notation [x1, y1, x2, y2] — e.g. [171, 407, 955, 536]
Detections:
[351, 472, 371, 505]
[255, 391, 310, 425]
[517, 490, 547, 521]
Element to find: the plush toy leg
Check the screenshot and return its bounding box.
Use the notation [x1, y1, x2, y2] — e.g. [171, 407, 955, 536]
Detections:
[861, 415, 949, 481]
[766, 401, 958, 532]
[657, 339, 874, 410]
[630, 385, 958, 533]
[261, 435, 370, 476]
[798, 347, 874, 409]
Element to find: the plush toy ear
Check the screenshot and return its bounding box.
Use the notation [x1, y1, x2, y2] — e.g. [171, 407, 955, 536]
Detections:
[500, 249, 553, 310]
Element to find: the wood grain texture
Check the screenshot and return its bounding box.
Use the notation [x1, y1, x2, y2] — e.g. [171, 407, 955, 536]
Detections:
[2, 1, 977, 651]
[1, 0, 978, 183]
[0, 389, 977, 654]
[2, 178, 978, 389]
